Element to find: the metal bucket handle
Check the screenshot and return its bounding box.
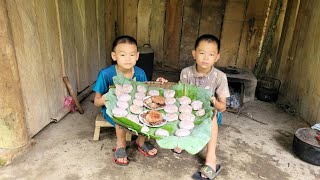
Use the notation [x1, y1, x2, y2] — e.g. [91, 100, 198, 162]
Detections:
[143, 44, 151, 48]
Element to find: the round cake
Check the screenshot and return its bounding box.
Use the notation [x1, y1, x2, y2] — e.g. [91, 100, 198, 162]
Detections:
[179, 104, 193, 113]
[164, 104, 178, 114]
[175, 129, 191, 137]
[191, 100, 203, 110]
[178, 96, 191, 105]
[130, 104, 143, 114]
[116, 101, 129, 109]
[165, 97, 176, 105]
[117, 93, 131, 102]
[179, 121, 195, 130]
[112, 107, 128, 117]
[137, 85, 147, 93]
[179, 113, 195, 121]
[135, 92, 146, 100]
[148, 90, 160, 96]
[166, 113, 178, 122]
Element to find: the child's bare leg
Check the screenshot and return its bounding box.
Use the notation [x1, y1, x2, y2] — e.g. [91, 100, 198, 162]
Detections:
[136, 135, 157, 155]
[115, 125, 128, 163]
[201, 114, 218, 178]
[205, 117, 218, 171]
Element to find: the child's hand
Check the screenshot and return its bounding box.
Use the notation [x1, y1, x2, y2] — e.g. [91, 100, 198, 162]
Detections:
[211, 96, 216, 106]
[156, 77, 168, 84]
[102, 93, 108, 106]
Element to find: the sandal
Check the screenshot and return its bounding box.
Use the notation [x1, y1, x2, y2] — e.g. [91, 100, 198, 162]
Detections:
[112, 147, 129, 166]
[135, 141, 157, 158]
[192, 164, 222, 180]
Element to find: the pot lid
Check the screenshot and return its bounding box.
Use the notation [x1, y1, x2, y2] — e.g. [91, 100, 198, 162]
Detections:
[295, 128, 320, 148]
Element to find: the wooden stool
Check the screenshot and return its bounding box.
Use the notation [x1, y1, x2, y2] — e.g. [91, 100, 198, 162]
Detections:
[93, 113, 132, 141]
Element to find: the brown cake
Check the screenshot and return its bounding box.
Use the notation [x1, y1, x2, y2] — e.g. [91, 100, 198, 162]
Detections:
[145, 110, 163, 126]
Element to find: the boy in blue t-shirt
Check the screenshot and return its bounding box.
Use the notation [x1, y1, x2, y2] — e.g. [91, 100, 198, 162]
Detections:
[93, 36, 166, 166]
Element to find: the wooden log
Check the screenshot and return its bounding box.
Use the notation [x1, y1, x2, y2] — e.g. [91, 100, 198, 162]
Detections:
[63, 76, 84, 114]
[51, 83, 93, 122]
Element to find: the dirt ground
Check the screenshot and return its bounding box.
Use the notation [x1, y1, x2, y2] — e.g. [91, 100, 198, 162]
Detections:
[0, 72, 319, 180]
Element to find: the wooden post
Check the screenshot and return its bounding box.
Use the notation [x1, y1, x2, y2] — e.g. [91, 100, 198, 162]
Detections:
[254, 0, 283, 78]
[0, 0, 29, 149]
[63, 76, 84, 114]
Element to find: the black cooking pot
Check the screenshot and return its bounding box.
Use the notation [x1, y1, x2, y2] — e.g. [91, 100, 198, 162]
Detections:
[256, 77, 281, 102]
[292, 128, 320, 166]
[137, 44, 154, 81]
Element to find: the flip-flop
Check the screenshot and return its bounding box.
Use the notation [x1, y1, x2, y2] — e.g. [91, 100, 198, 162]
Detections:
[135, 141, 157, 158]
[192, 164, 222, 180]
[112, 147, 129, 166]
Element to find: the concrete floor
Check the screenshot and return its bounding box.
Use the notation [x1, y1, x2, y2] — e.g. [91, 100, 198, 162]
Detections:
[0, 71, 319, 180]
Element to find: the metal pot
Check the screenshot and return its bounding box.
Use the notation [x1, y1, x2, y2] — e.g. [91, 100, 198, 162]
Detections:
[292, 128, 320, 166]
[137, 44, 154, 81]
[256, 77, 281, 102]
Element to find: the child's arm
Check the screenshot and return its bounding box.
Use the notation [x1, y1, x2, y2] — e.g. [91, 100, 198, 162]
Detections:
[94, 92, 106, 107]
[211, 96, 227, 112]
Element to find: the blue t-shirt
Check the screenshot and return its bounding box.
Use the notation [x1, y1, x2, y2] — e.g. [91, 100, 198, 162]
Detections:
[93, 65, 147, 126]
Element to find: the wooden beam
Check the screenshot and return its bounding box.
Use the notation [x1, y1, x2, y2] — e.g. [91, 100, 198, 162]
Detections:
[63, 76, 84, 114]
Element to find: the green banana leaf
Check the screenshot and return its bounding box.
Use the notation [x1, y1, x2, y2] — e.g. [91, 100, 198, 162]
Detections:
[105, 74, 214, 154]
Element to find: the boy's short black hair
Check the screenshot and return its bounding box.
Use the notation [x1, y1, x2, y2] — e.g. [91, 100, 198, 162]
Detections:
[112, 35, 137, 51]
[195, 34, 220, 53]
